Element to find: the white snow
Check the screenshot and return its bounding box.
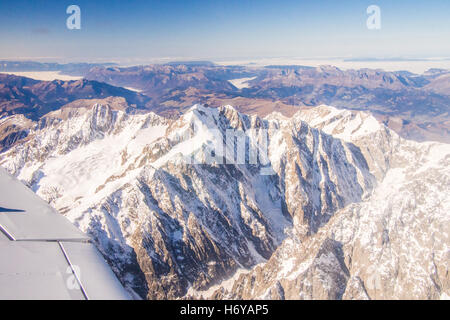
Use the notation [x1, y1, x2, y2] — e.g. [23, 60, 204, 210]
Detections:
[228, 77, 257, 89]
[124, 87, 142, 93]
[0, 71, 82, 81]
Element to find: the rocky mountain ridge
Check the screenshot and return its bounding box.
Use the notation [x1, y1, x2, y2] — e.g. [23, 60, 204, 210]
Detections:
[0, 103, 448, 299]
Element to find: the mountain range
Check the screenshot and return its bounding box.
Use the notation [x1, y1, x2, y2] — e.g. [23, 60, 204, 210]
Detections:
[2, 62, 450, 146]
[0, 61, 115, 76]
[83, 64, 450, 143]
[0, 101, 448, 299]
[0, 73, 150, 120]
[0, 74, 152, 150]
[0, 62, 448, 300]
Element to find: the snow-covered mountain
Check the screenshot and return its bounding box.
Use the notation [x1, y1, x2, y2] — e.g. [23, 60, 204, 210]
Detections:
[0, 102, 448, 299]
[212, 106, 450, 300]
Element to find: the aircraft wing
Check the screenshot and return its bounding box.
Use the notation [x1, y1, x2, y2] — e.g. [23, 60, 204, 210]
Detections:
[0, 167, 130, 300]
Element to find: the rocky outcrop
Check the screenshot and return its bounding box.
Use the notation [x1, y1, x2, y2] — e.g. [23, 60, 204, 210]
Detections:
[207, 106, 450, 300]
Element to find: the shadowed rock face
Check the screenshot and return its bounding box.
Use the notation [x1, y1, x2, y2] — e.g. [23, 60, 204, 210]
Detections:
[209, 107, 450, 300]
[0, 207, 25, 213]
[223, 152, 449, 300]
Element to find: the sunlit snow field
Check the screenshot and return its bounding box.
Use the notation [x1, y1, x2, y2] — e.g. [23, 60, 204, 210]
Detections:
[0, 71, 83, 81]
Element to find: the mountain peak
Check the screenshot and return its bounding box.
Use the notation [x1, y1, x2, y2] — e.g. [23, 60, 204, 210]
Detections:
[292, 105, 385, 142]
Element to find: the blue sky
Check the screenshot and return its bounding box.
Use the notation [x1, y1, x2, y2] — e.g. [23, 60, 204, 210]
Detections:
[0, 0, 449, 63]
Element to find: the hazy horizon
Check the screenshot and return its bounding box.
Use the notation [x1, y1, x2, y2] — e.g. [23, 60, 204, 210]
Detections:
[1, 0, 450, 64]
[2, 56, 450, 75]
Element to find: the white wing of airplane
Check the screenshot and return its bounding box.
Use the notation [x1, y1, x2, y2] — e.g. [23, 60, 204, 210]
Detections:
[0, 167, 130, 300]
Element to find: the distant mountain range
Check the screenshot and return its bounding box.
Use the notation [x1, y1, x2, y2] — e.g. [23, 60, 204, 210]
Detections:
[0, 61, 115, 76]
[0, 73, 150, 120]
[84, 64, 250, 101]
[0, 74, 152, 150]
[84, 64, 450, 142]
[1, 62, 449, 146]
